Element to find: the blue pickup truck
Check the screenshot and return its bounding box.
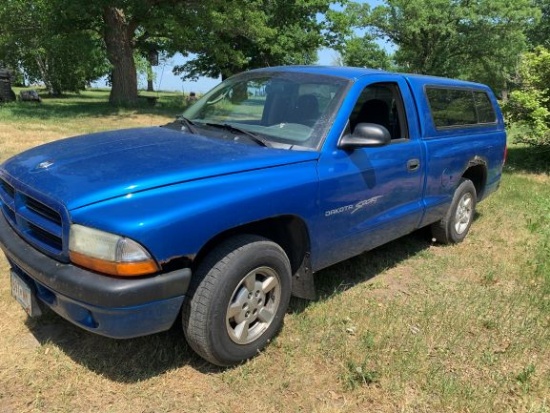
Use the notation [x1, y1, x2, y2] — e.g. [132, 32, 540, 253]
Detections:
[0, 66, 506, 366]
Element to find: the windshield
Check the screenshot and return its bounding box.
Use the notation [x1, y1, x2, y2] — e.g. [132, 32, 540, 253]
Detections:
[182, 71, 349, 150]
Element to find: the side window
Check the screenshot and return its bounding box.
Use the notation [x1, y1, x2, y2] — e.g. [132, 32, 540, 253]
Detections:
[349, 83, 408, 140]
[426, 87, 496, 128]
[474, 91, 497, 124]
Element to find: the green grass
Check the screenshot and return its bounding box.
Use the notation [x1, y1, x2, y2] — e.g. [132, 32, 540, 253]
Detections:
[0, 95, 550, 412]
[0, 89, 189, 161]
[3, 88, 189, 120]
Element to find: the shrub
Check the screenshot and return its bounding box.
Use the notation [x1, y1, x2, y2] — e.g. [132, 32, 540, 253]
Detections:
[504, 47, 550, 147]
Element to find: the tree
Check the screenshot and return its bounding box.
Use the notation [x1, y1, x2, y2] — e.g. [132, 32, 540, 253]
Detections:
[362, 0, 537, 93]
[528, 0, 550, 49]
[336, 35, 393, 70]
[327, 2, 393, 70]
[174, 0, 340, 81]
[101, 6, 140, 104]
[52, 0, 341, 103]
[0, 0, 109, 95]
[504, 48, 550, 147]
[50, 0, 199, 104]
[2, 0, 347, 104]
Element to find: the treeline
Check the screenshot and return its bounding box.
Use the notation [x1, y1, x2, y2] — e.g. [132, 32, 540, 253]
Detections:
[0, 0, 548, 145]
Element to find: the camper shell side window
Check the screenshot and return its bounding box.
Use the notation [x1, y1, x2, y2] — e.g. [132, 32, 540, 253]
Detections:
[425, 87, 497, 130]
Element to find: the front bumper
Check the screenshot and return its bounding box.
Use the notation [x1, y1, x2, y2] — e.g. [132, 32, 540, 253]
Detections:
[0, 212, 191, 338]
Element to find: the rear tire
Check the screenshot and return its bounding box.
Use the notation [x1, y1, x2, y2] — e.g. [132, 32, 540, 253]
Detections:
[182, 234, 292, 366]
[431, 178, 477, 244]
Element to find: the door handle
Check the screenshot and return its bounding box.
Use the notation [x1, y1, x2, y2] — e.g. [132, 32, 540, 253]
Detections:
[407, 158, 420, 171]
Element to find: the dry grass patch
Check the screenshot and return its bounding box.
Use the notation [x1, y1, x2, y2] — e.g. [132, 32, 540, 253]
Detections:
[0, 115, 173, 163]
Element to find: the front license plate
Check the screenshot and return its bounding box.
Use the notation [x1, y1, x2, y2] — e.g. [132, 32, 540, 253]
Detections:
[10, 270, 34, 316]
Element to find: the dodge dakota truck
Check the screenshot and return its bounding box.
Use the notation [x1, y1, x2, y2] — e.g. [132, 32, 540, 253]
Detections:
[0, 66, 506, 366]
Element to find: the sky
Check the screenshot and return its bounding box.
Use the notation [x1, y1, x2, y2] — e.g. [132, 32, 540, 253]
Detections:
[92, 50, 340, 94]
[139, 47, 343, 94]
[94, 0, 384, 94]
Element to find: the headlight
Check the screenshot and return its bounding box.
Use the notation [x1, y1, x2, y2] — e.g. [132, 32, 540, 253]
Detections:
[69, 224, 159, 277]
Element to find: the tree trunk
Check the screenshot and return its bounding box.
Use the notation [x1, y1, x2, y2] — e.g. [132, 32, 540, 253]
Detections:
[500, 80, 508, 102]
[147, 49, 157, 92]
[146, 62, 155, 92]
[147, 73, 155, 92]
[103, 7, 138, 105]
[35, 56, 55, 95]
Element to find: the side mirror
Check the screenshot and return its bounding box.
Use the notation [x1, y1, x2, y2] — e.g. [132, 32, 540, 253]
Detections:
[339, 123, 391, 149]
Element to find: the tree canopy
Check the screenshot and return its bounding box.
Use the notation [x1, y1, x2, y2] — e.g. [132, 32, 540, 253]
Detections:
[505, 47, 550, 147]
[528, 0, 550, 49]
[344, 0, 537, 93]
[0, 0, 109, 95]
[0, 0, 340, 104]
[329, 3, 393, 70]
[174, 0, 338, 81]
[47, 0, 202, 104]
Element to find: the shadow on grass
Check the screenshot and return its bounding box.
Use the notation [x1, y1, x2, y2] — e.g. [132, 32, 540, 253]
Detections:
[25, 315, 222, 382]
[289, 226, 434, 313]
[2, 96, 187, 120]
[22, 227, 434, 382]
[505, 145, 550, 175]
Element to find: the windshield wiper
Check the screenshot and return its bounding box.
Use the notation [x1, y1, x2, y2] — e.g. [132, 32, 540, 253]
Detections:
[205, 122, 271, 147]
[162, 116, 198, 134]
[176, 116, 198, 134]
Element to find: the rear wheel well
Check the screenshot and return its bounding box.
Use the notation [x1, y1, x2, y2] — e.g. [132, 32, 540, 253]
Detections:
[462, 163, 487, 200]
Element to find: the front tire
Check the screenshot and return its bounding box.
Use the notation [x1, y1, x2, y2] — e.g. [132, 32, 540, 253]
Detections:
[432, 178, 477, 244]
[182, 235, 292, 366]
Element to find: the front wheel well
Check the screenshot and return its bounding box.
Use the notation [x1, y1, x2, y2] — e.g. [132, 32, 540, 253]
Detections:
[192, 216, 311, 278]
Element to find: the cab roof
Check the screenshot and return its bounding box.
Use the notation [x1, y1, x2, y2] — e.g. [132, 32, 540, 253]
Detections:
[250, 65, 489, 89]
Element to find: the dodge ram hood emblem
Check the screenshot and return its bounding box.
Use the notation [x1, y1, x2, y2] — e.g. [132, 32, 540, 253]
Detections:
[36, 160, 54, 170]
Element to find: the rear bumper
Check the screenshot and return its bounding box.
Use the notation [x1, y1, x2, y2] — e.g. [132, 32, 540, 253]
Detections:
[0, 211, 191, 338]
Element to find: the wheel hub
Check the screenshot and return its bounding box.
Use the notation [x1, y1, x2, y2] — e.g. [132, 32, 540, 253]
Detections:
[226, 266, 281, 345]
[233, 282, 266, 324]
[454, 193, 473, 234]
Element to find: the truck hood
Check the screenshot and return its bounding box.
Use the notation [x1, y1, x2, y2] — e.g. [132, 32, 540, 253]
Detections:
[1, 127, 319, 210]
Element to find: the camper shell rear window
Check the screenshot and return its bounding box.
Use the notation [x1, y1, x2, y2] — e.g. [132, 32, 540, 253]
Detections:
[426, 87, 496, 129]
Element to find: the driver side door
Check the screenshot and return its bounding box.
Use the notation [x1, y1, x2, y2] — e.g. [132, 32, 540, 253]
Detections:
[314, 78, 425, 270]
